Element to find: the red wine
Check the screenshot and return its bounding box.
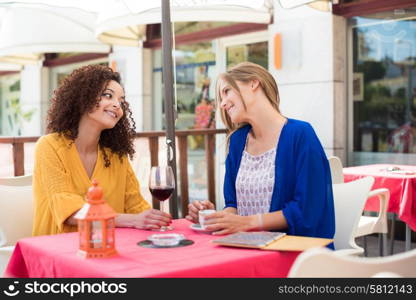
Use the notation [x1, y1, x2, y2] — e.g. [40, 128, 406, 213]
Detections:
[149, 187, 174, 201]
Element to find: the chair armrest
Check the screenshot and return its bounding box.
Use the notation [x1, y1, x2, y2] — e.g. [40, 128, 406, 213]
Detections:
[367, 188, 390, 221]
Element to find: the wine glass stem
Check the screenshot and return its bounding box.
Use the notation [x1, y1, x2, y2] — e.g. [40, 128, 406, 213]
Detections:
[160, 199, 165, 214]
[160, 200, 167, 231]
[161, 198, 173, 231]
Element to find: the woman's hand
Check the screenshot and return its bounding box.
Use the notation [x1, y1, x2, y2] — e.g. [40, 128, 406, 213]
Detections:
[203, 211, 256, 235]
[116, 209, 172, 230]
[185, 200, 215, 223]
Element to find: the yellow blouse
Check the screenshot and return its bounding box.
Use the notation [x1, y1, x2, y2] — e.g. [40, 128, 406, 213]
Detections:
[32, 133, 150, 236]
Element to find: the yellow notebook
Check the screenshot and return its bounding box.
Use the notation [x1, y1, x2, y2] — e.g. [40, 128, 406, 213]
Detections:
[262, 235, 333, 251]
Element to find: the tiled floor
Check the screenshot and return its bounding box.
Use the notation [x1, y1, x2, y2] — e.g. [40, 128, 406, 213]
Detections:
[356, 234, 415, 257]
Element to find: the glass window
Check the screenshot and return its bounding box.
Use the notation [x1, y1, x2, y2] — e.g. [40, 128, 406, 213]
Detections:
[50, 58, 108, 93]
[0, 74, 25, 136]
[152, 41, 216, 204]
[152, 33, 268, 205]
[226, 41, 268, 69]
[152, 42, 216, 131]
[351, 9, 416, 158]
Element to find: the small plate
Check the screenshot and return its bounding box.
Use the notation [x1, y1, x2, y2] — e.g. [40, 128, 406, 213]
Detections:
[390, 170, 416, 175]
[190, 223, 212, 233]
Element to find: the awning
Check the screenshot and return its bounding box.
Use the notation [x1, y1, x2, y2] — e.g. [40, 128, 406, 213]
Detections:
[0, 2, 110, 64]
[96, 0, 273, 46]
[0, 54, 41, 65]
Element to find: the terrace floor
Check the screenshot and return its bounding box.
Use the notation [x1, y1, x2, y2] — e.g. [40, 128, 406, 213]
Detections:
[357, 226, 416, 257]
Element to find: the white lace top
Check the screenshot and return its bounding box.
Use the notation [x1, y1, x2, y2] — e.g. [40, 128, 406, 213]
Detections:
[235, 145, 276, 216]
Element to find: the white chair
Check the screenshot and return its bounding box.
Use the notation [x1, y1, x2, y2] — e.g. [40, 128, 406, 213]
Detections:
[0, 174, 32, 186]
[0, 178, 33, 277]
[288, 246, 416, 277]
[328, 156, 344, 184]
[0, 247, 14, 277]
[329, 156, 390, 256]
[332, 176, 374, 256]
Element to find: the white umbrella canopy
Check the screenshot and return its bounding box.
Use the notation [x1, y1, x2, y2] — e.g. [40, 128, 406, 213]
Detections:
[0, 1, 110, 64]
[0, 0, 103, 12]
[0, 0, 273, 58]
[96, 0, 273, 46]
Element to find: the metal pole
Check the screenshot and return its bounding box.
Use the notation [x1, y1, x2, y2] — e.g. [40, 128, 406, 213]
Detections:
[161, 0, 179, 218]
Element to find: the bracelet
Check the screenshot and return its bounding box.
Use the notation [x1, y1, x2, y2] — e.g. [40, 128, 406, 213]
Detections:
[257, 213, 263, 231]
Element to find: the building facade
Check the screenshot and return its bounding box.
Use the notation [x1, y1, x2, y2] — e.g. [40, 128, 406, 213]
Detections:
[0, 0, 415, 207]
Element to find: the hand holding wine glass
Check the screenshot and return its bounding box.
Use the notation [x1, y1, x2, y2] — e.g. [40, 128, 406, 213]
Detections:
[149, 166, 175, 231]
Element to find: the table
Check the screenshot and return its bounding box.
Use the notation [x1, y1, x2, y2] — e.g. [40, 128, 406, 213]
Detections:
[343, 164, 416, 251]
[5, 219, 300, 278]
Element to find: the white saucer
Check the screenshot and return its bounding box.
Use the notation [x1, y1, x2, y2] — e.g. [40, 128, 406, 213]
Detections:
[190, 223, 211, 233]
[390, 170, 415, 175]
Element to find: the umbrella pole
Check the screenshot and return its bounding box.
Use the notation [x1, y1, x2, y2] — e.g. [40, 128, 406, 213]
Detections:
[161, 0, 179, 218]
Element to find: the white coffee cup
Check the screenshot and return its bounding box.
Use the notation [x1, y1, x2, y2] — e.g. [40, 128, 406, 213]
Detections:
[198, 209, 216, 229]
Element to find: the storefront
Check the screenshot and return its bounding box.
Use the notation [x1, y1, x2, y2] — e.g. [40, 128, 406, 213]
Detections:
[334, 0, 416, 165]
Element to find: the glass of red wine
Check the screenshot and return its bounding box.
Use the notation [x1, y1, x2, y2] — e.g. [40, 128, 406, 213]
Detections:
[149, 166, 175, 231]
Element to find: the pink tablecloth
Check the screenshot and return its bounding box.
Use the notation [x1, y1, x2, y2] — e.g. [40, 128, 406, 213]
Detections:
[5, 219, 300, 278]
[343, 164, 416, 231]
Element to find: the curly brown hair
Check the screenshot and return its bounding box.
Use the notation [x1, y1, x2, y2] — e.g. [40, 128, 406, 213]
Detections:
[47, 64, 136, 167]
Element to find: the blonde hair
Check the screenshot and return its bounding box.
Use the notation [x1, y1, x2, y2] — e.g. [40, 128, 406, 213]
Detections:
[215, 62, 280, 143]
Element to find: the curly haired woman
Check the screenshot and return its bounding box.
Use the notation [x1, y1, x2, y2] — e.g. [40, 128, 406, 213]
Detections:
[32, 65, 171, 236]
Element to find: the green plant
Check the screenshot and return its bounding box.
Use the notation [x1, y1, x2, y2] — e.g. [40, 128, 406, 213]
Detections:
[5, 97, 36, 136]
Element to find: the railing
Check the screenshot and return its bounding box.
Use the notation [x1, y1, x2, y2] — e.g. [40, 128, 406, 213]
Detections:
[0, 129, 227, 217]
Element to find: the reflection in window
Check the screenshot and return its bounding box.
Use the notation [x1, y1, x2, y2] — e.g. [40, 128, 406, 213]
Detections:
[153, 42, 216, 131]
[152, 31, 268, 204]
[226, 41, 268, 69]
[0, 74, 33, 136]
[352, 9, 416, 153]
[152, 42, 216, 204]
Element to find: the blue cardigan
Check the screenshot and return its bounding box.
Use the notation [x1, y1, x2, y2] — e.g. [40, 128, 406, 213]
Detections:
[224, 118, 335, 239]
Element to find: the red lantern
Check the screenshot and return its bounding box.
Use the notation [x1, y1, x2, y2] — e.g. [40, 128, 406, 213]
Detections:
[74, 179, 117, 258]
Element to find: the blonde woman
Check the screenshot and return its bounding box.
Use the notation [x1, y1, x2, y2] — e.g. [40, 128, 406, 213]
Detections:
[186, 62, 334, 240]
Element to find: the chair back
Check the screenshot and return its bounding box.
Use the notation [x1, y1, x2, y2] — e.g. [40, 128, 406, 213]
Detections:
[0, 174, 32, 186]
[333, 176, 374, 251]
[289, 247, 416, 277]
[328, 156, 344, 184]
[0, 246, 14, 278]
[0, 184, 33, 247]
